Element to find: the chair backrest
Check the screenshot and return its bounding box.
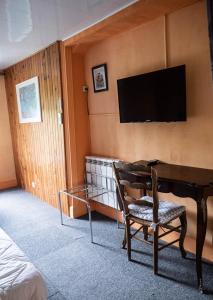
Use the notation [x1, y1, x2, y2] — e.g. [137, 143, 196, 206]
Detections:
[113, 161, 159, 222]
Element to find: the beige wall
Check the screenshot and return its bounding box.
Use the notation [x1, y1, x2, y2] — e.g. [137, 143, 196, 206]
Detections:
[0, 75, 17, 189]
[85, 1, 213, 246]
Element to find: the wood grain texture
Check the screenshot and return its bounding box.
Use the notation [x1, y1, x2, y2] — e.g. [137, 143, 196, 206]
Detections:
[64, 0, 200, 51]
[61, 0, 200, 218]
[60, 44, 91, 217]
[0, 76, 17, 184]
[4, 42, 68, 214]
[84, 1, 213, 246]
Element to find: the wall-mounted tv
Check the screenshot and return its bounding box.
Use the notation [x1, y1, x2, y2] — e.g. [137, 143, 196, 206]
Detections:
[117, 65, 186, 123]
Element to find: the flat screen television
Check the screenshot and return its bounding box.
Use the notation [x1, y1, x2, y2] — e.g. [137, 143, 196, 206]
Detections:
[117, 65, 186, 123]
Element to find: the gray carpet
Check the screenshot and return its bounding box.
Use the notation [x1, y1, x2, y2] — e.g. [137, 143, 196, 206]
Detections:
[0, 188, 213, 300]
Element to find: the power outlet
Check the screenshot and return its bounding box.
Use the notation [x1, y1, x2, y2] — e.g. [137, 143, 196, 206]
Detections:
[32, 181, 36, 189]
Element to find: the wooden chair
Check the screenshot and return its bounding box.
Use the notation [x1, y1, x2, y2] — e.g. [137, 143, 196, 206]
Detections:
[113, 161, 187, 274]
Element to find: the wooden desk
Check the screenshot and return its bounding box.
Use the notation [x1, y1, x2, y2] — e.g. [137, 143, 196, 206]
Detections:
[133, 160, 213, 292]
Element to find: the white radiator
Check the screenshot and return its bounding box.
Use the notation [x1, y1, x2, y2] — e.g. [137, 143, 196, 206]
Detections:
[85, 156, 120, 209]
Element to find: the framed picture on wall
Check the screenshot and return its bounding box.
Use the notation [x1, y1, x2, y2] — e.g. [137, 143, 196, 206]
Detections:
[92, 63, 108, 92]
[16, 76, 42, 123]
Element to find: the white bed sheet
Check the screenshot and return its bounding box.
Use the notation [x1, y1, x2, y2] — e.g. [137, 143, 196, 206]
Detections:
[0, 228, 47, 300]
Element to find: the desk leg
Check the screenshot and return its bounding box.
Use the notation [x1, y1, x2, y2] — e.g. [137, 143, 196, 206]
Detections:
[196, 197, 207, 292]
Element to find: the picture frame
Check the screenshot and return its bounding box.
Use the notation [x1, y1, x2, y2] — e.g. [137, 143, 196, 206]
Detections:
[16, 76, 42, 123]
[92, 63, 108, 92]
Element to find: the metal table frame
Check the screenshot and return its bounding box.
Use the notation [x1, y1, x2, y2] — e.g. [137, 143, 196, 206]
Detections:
[58, 184, 109, 243]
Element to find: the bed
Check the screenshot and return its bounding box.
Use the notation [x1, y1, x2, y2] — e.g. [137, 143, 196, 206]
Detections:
[0, 228, 47, 300]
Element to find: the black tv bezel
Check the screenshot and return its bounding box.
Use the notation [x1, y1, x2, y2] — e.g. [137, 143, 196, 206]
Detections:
[117, 65, 187, 123]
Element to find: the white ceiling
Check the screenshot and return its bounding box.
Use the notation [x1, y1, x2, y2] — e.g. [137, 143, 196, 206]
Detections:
[0, 0, 137, 70]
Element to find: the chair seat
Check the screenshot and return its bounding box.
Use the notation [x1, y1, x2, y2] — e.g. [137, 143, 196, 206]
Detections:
[128, 196, 185, 225]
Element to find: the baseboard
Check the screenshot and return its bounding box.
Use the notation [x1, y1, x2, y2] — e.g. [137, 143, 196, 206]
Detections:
[0, 179, 17, 190]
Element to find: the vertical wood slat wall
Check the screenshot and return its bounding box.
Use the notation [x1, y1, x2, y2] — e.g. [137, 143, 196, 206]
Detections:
[4, 42, 68, 214]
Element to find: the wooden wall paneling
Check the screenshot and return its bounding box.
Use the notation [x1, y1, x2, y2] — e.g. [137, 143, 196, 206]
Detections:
[0, 75, 17, 188]
[64, 0, 200, 51]
[5, 69, 21, 186]
[83, 1, 213, 247]
[72, 53, 91, 184]
[59, 43, 78, 216]
[0, 180, 17, 190]
[59, 44, 82, 217]
[4, 42, 68, 214]
[59, 0, 201, 218]
[60, 43, 91, 218]
[72, 52, 91, 217]
[59, 43, 76, 190]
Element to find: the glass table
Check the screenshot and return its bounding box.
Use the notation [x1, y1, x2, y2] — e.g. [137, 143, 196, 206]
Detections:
[58, 184, 110, 243]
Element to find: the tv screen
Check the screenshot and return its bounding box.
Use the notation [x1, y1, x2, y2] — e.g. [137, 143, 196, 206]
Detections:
[117, 65, 186, 123]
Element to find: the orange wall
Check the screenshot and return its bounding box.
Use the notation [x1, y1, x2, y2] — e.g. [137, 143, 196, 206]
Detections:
[84, 1, 213, 246]
[0, 75, 17, 189]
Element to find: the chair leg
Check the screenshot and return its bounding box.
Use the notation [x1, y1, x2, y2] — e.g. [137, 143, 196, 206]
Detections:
[143, 225, 148, 241]
[122, 229, 126, 249]
[126, 218, 131, 261]
[179, 211, 187, 258]
[153, 226, 159, 274]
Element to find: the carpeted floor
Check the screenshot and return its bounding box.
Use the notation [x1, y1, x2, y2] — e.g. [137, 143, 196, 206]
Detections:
[0, 188, 213, 300]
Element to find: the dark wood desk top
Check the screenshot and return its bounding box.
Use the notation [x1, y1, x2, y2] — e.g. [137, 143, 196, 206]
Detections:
[134, 160, 213, 187]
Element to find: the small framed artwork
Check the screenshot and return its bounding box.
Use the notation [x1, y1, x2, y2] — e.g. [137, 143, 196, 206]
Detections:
[92, 63, 108, 93]
[16, 76, 42, 123]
